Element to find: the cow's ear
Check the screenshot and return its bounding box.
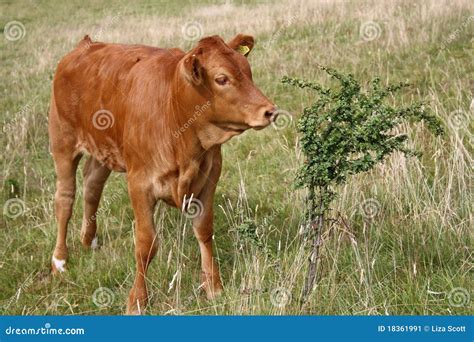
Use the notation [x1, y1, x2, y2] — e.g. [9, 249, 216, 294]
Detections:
[183, 52, 203, 85]
[227, 34, 255, 57]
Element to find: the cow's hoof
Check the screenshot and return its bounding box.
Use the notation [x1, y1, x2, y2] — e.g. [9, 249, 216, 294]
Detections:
[81, 234, 99, 250]
[126, 290, 147, 315]
[126, 301, 144, 315]
[125, 307, 142, 315]
[205, 287, 223, 300]
[51, 255, 67, 274]
[202, 281, 223, 300]
[91, 236, 99, 250]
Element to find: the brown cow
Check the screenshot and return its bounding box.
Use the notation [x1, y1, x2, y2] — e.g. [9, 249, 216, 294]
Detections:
[49, 33, 277, 314]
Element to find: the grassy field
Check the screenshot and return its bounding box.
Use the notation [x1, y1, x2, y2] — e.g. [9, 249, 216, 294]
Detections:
[0, 0, 472, 315]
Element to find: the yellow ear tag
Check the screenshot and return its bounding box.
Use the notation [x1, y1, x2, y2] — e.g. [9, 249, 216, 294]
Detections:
[237, 45, 250, 56]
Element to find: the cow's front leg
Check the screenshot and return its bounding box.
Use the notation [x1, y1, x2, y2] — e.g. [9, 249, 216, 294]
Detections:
[190, 150, 223, 299]
[126, 176, 158, 315]
[192, 204, 223, 299]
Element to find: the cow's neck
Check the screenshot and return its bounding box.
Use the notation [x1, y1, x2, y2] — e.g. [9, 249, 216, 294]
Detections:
[168, 129, 221, 208]
[196, 125, 241, 150]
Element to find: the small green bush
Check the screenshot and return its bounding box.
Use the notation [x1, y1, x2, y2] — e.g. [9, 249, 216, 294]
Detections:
[282, 65, 444, 298]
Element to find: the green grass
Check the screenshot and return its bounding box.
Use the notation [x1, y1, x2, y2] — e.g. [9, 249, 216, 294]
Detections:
[0, 0, 472, 315]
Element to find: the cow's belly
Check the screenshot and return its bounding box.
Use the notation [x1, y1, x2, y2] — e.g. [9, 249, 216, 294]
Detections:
[76, 135, 126, 172]
[153, 174, 178, 207]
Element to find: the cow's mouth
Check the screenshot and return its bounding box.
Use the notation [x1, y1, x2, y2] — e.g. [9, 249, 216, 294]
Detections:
[221, 126, 247, 133]
[215, 119, 271, 134]
[248, 116, 274, 131]
[215, 122, 250, 134]
[249, 118, 273, 130]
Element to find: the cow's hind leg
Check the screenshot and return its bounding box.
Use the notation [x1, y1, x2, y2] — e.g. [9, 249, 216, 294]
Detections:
[51, 152, 82, 274]
[81, 157, 111, 249]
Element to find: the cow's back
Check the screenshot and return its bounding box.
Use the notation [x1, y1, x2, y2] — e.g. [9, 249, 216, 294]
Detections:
[50, 36, 184, 171]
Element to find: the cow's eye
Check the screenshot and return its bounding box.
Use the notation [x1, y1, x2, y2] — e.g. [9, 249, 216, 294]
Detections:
[215, 75, 230, 86]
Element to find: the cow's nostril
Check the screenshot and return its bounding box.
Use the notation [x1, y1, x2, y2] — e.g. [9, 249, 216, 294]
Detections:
[264, 108, 276, 118]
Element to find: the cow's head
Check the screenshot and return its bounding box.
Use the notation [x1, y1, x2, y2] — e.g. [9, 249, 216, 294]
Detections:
[180, 34, 277, 146]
